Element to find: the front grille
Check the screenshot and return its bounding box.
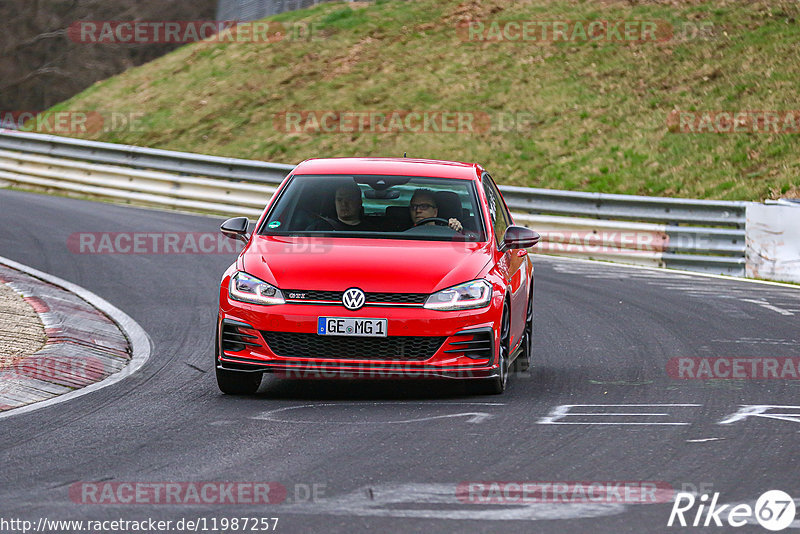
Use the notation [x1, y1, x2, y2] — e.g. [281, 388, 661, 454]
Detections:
[367, 292, 427, 304]
[444, 330, 493, 360]
[261, 331, 446, 361]
[283, 290, 427, 305]
[285, 290, 340, 301]
[221, 321, 263, 353]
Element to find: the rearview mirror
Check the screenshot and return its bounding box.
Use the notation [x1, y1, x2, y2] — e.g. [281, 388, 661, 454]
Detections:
[220, 217, 250, 242]
[501, 225, 540, 251]
[364, 189, 401, 200]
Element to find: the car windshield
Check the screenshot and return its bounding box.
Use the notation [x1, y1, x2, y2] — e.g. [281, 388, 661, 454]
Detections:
[258, 174, 486, 241]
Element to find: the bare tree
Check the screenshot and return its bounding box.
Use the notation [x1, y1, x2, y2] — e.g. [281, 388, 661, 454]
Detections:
[0, 0, 217, 113]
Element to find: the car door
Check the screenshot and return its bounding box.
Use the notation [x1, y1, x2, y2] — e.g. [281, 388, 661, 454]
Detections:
[482, 174, 527, 349]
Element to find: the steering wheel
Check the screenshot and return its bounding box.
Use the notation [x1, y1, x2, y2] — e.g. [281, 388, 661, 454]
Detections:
[414, 217, 450, 227]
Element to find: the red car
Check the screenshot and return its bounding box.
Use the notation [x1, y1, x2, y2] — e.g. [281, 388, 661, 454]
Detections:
[215, 158, 539, 395]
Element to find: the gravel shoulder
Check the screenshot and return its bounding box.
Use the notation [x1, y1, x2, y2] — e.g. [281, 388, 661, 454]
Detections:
[0, 281, 47, 368]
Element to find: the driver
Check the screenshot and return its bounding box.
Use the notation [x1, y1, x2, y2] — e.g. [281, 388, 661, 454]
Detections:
[334, 183, 366, 227]
[306, 182, 378, 231]
[409, 189, 463, 232]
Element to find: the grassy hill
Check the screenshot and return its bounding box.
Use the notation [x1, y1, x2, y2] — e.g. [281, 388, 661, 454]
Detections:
[47, 0, 800, 200]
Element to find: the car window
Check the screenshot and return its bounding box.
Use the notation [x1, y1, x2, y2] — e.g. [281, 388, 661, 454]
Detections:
[482, 174, 511, 246]
[259, 174, 486, 242]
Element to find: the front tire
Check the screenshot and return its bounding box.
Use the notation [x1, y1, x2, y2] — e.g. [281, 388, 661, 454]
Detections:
[216, 367, 263, 395]
[513, 286, 534, 373]
[473, 305, 510, 395]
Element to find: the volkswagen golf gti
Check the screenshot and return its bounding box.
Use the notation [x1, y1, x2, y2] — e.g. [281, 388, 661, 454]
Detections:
[215, 157, 539, 395]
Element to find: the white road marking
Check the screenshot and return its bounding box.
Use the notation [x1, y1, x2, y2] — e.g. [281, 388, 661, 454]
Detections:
[537, 253, 800, 290]
[740, 298, 795, 316]
[685, 438, 723, 443]
[253, 402, 503, 425]
[718, 405, 800, 425]
[539, 404, 701, 425]
[710, 338, 798, 346]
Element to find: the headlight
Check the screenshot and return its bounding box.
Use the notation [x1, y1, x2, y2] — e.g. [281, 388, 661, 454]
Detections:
[229, 271, 285, 305]
[424, 280, 492, 310]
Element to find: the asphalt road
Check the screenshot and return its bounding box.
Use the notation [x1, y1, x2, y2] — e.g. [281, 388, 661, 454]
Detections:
[1, 188, 799, 533]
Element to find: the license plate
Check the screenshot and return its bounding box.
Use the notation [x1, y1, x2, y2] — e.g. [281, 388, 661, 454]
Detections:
[317, 317, 387, 337]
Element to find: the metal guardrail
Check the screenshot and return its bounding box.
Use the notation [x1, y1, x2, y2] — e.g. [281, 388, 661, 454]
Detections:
[500, 185, 749, 276]
[500, 185, 747, 227]
[0, 130, 293, 184]
[0, 130, 749, 276]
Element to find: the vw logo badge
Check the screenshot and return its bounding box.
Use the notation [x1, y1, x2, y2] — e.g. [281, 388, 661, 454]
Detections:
[342, 288, 366, 310]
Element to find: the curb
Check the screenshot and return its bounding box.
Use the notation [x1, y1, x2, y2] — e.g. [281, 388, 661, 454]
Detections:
[0, 256, 151, 419]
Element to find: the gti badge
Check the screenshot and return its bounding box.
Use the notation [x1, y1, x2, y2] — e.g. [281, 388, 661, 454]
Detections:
[342, 288, 366, 310]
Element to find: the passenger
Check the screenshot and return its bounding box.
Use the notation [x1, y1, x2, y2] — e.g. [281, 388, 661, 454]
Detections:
[409, 189, 463, 232]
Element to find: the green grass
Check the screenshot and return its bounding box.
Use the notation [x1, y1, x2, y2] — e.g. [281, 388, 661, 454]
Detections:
[45, 0, 800, 200]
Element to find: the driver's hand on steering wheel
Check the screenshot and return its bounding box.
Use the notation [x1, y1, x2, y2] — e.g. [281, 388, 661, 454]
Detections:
[448, 218, 463, 233]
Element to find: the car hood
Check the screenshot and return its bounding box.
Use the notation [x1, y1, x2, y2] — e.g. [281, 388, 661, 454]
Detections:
[241, 236, 493, 294]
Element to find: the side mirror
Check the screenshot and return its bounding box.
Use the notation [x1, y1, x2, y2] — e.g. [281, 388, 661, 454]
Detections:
[220, 217, 250, 242]
[501, 225, 540, 251]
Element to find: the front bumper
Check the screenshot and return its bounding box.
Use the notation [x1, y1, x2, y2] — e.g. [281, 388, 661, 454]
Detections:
[216, 294, 502, 380]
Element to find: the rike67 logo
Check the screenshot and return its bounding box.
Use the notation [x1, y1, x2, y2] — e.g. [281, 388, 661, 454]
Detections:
[668, 490, 796, 531]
